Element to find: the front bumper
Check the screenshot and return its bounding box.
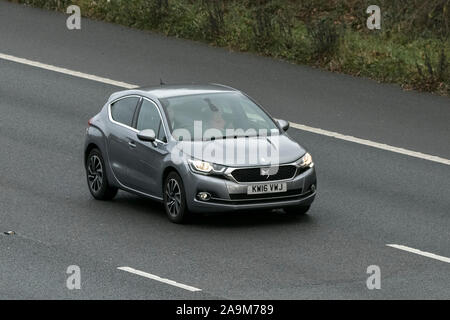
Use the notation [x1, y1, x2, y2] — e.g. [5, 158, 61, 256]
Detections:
[184, 166, 317, 213]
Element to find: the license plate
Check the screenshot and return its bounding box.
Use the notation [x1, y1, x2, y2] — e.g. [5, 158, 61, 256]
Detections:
[247, 183, 287, 195]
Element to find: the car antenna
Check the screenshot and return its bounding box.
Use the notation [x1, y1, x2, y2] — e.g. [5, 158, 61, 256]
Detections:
[160, 78, 165, 85]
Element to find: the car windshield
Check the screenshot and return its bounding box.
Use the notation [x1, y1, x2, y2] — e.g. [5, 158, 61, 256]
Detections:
[160, 92, 280, 141]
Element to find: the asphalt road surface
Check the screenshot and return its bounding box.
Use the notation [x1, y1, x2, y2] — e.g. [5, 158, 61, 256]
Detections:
[0, 1, 449, 299]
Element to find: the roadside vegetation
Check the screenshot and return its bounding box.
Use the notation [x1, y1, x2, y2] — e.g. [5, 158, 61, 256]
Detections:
[10, 0, 450, 95]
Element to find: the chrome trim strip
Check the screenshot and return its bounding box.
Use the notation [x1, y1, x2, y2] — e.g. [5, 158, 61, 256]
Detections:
[141, 97, 169, 145]
[107, 94, 141, 132]
[119, 184, 164, 201]
[107, 94, 168, 145]
[210, 190, 315, 203]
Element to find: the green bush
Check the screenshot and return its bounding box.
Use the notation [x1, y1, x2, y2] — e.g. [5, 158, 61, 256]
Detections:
[307, 18, 339, 61]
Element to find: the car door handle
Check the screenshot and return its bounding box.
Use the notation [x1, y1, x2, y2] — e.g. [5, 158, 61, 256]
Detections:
[128, 141, 136, 148]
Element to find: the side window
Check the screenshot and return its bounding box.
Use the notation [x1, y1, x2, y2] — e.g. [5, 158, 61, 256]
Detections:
[136, 99, 162, 133]
[110, 97, 139, 126]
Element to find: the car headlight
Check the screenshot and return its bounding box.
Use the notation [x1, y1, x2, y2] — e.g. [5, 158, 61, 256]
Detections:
[188, 159, 226, 174]
[295, 152, 313, 168]
[189, 159, 213, 173]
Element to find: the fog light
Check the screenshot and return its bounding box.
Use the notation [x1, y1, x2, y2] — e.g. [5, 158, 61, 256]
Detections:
[311, 184, 316, 192]
[197, 192, 211, 201]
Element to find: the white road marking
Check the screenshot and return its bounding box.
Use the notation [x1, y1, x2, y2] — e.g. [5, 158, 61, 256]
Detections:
[290, 123, 450, 166]
[0, 53, 138, 89]
[1, 52, 449, 166]
[117, 266, 202, 292]
[387, 244, 450, 264]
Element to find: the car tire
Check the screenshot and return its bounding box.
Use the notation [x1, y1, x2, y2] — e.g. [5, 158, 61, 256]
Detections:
[164, 171, 190, 224]
[86, 148, 118, 200]
[284, 205, 311, 215]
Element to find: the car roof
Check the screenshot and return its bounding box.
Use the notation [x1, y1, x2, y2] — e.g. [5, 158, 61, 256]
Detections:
[138, 83, 237, 99]
[107, 84, 240, 104]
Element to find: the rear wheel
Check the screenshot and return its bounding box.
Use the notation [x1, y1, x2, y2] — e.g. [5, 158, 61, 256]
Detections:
[164, 172, 190, 224]
[86, 149, 118, 200]
[284, 205, 311, 215]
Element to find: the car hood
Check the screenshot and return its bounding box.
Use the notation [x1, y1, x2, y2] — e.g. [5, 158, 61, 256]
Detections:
[174, 134, 305, 167]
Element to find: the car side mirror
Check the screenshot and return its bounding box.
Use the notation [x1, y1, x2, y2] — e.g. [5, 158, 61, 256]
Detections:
[137, 129, 156, 142]
[276, 119, 289, 131]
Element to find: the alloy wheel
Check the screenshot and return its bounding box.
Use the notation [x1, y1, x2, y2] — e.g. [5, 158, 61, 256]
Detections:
[87, 155, 103, 193]
[165, 178, 181, 216]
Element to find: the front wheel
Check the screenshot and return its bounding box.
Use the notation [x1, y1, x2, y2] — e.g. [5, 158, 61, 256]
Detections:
[284, 205, 311, 215]
[164, 172, 190, 224]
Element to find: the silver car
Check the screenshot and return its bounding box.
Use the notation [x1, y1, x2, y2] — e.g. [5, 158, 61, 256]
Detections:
[84, 84, 316, 223]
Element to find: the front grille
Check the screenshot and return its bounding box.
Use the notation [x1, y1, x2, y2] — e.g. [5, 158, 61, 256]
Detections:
[230, 165, 297, 182]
